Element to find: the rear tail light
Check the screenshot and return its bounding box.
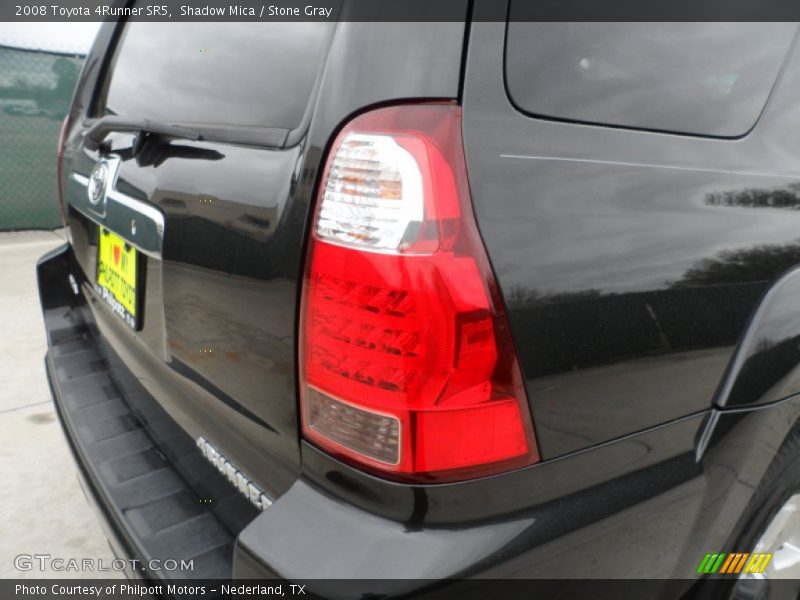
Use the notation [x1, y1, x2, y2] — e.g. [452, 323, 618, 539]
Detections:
[56, 116, 69, 228]
[299, 104, 539, 482]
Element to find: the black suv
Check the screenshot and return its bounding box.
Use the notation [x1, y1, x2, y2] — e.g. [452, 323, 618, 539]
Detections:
[37, 7, 800, 598]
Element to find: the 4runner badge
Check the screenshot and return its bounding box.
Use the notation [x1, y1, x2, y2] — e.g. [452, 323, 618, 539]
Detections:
[196, 437, 272, 511]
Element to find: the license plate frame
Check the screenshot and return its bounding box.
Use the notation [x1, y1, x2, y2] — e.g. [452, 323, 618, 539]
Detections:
[95, 226, 143, 330]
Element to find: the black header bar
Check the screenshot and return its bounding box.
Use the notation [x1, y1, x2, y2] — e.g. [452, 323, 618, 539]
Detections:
[6, 0, 800, 22]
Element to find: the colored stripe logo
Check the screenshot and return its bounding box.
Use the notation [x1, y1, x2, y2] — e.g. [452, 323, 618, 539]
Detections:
[697, 552, 772, 574]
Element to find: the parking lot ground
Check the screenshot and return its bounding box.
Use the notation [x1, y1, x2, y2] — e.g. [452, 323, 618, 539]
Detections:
[0, 230, 121, 579]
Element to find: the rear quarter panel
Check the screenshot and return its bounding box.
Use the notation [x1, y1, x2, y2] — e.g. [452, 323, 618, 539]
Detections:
[462, 13, 800, 458]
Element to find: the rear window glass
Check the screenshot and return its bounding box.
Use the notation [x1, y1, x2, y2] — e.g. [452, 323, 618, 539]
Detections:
[102, 23, 331, 131]
[504, 21, 797, 137]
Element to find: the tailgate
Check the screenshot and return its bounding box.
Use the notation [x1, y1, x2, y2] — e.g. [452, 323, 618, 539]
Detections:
[61, 22, 334, 499]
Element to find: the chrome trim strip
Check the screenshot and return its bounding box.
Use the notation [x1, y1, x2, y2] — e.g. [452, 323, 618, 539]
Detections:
[107, 189, 165, 234]
[69, 164, 165, 258]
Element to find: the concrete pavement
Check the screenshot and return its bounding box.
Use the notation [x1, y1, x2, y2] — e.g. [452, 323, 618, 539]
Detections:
[0, 230, 121, 579]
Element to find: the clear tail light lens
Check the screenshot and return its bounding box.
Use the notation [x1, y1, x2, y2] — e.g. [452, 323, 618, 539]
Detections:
[299, 104, 539, 482]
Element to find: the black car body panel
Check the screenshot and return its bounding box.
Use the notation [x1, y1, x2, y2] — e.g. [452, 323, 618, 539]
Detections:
[36, 7, 800, 594]
[463, 15, 800, 457]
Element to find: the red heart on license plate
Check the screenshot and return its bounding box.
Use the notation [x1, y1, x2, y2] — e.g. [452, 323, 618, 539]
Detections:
[113, 245, 121, 266]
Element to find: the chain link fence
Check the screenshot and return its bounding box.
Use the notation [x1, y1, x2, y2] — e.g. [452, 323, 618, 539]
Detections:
[0, 44, 85, 230]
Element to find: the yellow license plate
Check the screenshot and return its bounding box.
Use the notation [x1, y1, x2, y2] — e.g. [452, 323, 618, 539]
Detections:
[96, 227, 139, 329]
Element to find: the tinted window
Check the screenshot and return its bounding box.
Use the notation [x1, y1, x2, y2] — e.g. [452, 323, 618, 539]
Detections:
[505, 22, 797, 137]
[103, 23, 331, 131]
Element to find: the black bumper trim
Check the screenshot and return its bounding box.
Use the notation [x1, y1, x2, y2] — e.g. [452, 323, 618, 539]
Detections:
[39, 244, 257, 583]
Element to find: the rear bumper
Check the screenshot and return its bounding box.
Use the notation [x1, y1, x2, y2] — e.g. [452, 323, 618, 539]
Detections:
[49, 358, 144, 582]
[39, 244, 249, 582]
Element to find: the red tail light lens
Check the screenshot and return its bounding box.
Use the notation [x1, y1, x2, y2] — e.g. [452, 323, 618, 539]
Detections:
[299, 104, 539, 482]
[56, 116, 69, 228]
